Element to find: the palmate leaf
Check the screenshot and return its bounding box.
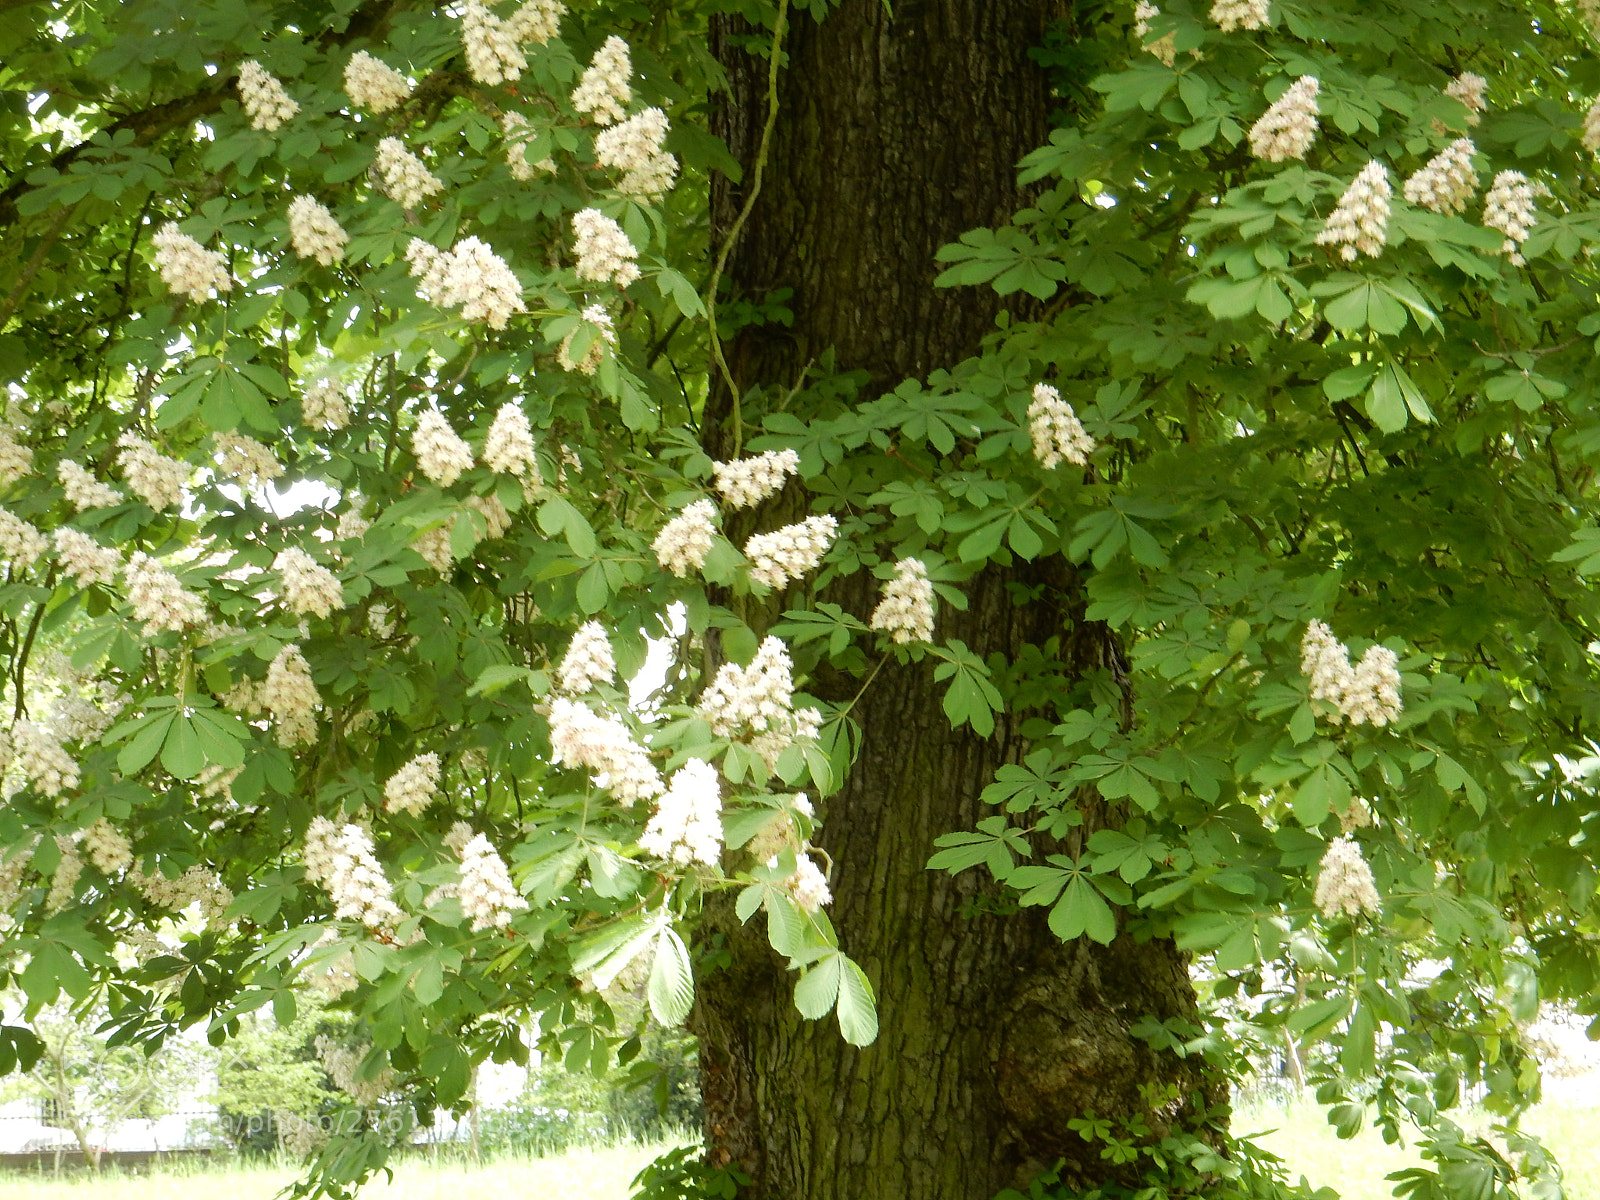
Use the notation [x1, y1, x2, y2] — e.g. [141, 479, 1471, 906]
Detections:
[647, 925, 694, 1027]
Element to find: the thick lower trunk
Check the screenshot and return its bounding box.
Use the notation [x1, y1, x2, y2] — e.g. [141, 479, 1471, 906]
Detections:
[694, 3, 1218, 1197]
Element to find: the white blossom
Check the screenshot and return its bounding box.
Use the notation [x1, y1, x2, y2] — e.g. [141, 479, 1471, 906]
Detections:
[335, 502, 370, 543]
[213, 431, 284, 488]
[465, 493, 512, 539]
[698, 636, 814, 755]
[1300, 620, 1402, 727]
[713, 449, 800, 509]
[45, 836, 81, 912]
[557, 621, 616, 693]
[1314, 160, 1392, 261]
[262, 644, 320, 747]
[638, 759, 723, 866]
[1210, 0, 1269, 31]
[1133, 2, 1176, 66]
[1248, 76, 1320, 163]
[1028, 383, 1096, 468]
[483, 402, 538, 476]
[571, 208, 640, 286]
[316, 1036, 395, 1105]
[1483, 169, 1543, 266]
[52, 527, 120, 587]
[196, 762, 241, 802]
[344, 51, 412, 112]
[653, 499, 717, 577]
[1444, 72, 1488, 125]
[571, 36, 632, 126]
[47, 693, 115, 744]
[383, 752, 441, 816]
[411, 525, 454, 575]
[458, 833, 528, 931]
[124, 552, 207, 634]
[547, 696, 662, 801]
[58, 461, 122, 510]
[275, 548, 344, 619]
[772, 850, 832, 912]
[1313, 835, 1381, 918]
[13, 720, 79, 796]
[1402, 138, 1478, 215]
[594, 108, 678, 197]
[461, 0, 526, 85]
[870, 558, 936, 644]
[238, 61, 298, 132]
[116, 433, 187, 509]
[320, 823, 402, 932]
[0, 509, 46, 568]
[1584, 96, 1600, 154]
[287, 195, 349, 265]
[82, 819, 132, 876]
[744, 515, 837, 590]
[507, 0, 565, 43]
[407, 235, 525, 329]
[501, 112, 554, 180]
[0, 427, 31, 488]
[412, 409, 475, 486]
[302, 379, 350, 431]
[375, 137, 443, 210]
[151, 222, 232, 303]
[557, 303, 617, 374]
[302, 816, 341, 886]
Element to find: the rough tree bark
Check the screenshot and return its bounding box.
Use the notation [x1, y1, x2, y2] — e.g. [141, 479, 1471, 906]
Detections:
[692, 3, 1220, 1198]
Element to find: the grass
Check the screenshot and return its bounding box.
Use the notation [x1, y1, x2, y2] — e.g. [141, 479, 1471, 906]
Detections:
[2, 1104, 1596, 1199]
[1236, 1096, 1600, 1199]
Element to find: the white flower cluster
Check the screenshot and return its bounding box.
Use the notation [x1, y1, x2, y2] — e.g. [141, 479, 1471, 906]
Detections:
[275, 548, 344, 619]
[302, 379, 350, 431]
[594, 108, 679, 197]
[151, 222, 232, 303]
[461, 0, 526, 86]
[47, 692, 117, 744]
[316, 822, 402, 932]
[344, 50, 412, 112]
[1133, 2, 1176, 66]
[1402, 138, 1478, 215]
[58, 461, 122, 510]
[238, 61, 298, 131]
[0, 426, 32, 487]
[745, 515, 837, 590]
[653, 499, 717, 577]
[135, 864, 230, 923]
[1300, 620, 1403, 727]
[547, 696, 662, 801]
[0, 508, 45, 568]
[375, 137, 443, 209]
[571, 35, 631, 125]
[406, 235, 525, 329]
[557, 304, 617, 374]
[869, 558, 936, 644]
[557, 621, 616, 693]
[412, 525, 453, 575]
[116, 433, 187, 509]
[383, 752, 441, 816]
[501, 112, 554, 180]
[508, 0, 565, 42]
[1248, 76, 1320, 162]
[53, 528, 119, 586]
[713, 449, 800, 509]
[1314, 160, 1392, 261]
[287, 196, 348, 265]
[1483, 170, 1543, 266]
[458, 833, 528, 931]
[411, 408, 475, 486]
[82, 819, 132, 876]
[571, 208, 640, 286]
[196, 762, 241, 803]
[315, 1037, 395, 1106]
[263, 644, 320, 747]
[124, 552, 207, 634]
[698, 636, 821, 768]
[1584, 97, 1600, 154]
[466, 493, 512, 539]
[638, 758, 723, 866]
[1313, 835, 1381, 918]
[1444, 72, 1488, 125]
[772, 850, 832, 912]
[213, 431, 284, 488]
[13, 720, 80, 796]
[1027, 383, 1096, 468]
[335, 502, 370, 543]
[1210, 0, 1268, 31]
[46, 837, 81, 912]
[483, 402, 538, 475]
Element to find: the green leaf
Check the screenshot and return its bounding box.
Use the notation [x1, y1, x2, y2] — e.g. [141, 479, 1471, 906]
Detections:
[117, 712, 176, 775]
[1049, 875, 1117, 945]
[836, 957, 879, 1046]
[647, 926, 695, 1027]
[794, 952, 843, 1019]
[160, 716, 206, 780]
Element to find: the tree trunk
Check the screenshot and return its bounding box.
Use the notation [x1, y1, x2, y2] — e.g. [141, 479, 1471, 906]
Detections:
[693, 3, 1219, 1198]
